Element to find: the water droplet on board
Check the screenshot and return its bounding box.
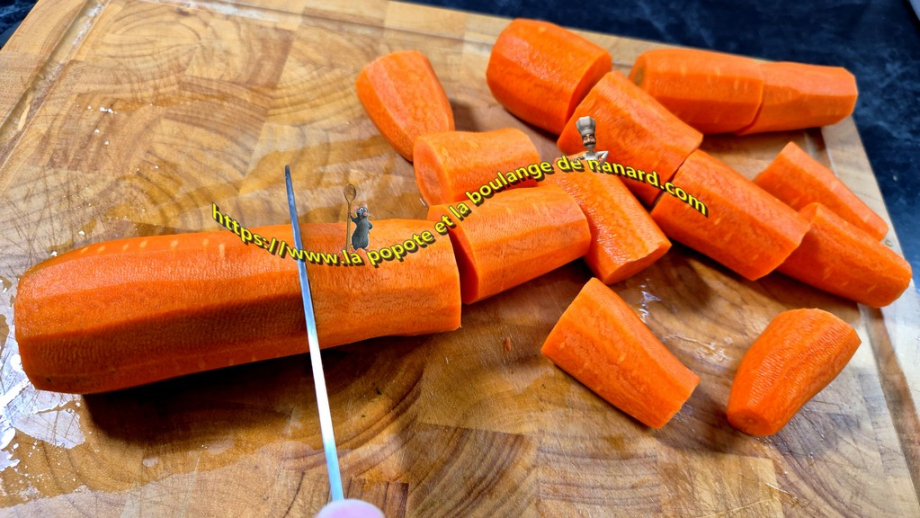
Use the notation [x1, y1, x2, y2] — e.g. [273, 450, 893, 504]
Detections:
[78, 230, 85, 237]
[49, 251, 58, 257]
[93, 129, 100, 134]
[104, 140, 109, 146]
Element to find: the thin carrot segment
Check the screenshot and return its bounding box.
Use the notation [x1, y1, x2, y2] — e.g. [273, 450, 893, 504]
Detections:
[356, 50, 454, 161]
[541, 278, 700, 429]
[650, 150, 809, 281]
[427, 184, 590, 304]
[727, 308, 861, 436]
[557, 71, 703, 206]
[778, 203, 912, 308]
[413, 128, 540, 206]
[487, 18, 611, 135]
[15, 220, 461, 394]
[629, 48, 764, 134]
[546, 160, 671, 284]
[753, 142, 888, 240]
[736, 62, 858, 135]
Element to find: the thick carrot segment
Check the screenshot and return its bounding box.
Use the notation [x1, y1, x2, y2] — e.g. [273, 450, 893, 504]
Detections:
[736, 62, 858, 135]
[413, 128, 540, 206]
[650, 150, 809, 281]
[753, 142, 888, 240]
[557, 71, 703, 206]
[426, 184, 590, 304]
[356, 50, 454, 161]
[629, 48, 764, 134]
[541, 278, 700, 429]
[778, 203, 912, 308]
[486, 18, 611, 135]
[546, 161, 671, 284]
[727, 308, 861, 436]
[15, 220, 461, 394]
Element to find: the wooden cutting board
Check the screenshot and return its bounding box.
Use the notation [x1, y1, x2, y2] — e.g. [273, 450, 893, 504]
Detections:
[1, 0, 918, 515]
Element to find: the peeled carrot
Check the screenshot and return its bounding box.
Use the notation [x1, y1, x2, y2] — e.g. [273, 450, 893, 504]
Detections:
[541, 278, 699, 429]
[650, 150, 809, 281]
[486, 18, 611, 135]
[736, 62, 858, 135]
[15, 219, 461, 394]
[629, 48, 764, 134]
[356, 50, 454, 161]
[546, 160, 671, 284]
[557, 71, 703, 206]
[427, 184, 590, 304]
[753, 142, 888, 240]
[727, 308, 861, 436]
[413, 128, 540, 206]
[778, 203, 912, 308]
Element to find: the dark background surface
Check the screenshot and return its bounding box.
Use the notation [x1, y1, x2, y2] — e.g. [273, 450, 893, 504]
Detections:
[1, 0, 918, 277]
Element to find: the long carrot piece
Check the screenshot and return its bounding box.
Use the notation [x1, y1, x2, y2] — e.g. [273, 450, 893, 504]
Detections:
[649, 150, 809, 281]
[15, 219, 461, 394]
[727, 308, 861, 436]
[778, 203, 912, 308]
[557, 71, 703, 206]
[754, 142, 888, 240]
[413, 128, 540, 206]
[427, 184, 590, 304]
[546, 160, 671, 284]
[486, 18, 611, 135]
[629, 48, 764, 134]
[735, 62, 858, 135]
[541, 278, 700, 429]
[356, 50, 454, 161]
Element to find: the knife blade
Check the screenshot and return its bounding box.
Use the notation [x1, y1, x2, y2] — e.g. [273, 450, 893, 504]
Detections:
[285, 164, 344, 502]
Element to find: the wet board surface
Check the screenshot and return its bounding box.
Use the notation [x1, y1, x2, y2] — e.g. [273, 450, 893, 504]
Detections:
[1, 0, 919, 516]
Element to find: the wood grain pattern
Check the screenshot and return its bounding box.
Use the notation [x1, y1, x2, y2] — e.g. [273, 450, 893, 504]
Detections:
[1, 0, 918, 516]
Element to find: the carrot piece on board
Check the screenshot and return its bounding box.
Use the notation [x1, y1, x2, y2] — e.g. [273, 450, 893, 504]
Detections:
[753, 142, 888, 240]
[356, 50, 454, 161]
[735, 62, 858, 135]
[629, 48, 764, 134]
[546, 160, 671, 284]
[413, 128, 540, 206]
[15, 219, 461, 394]
[649, 150, 809, 281]
[427, 184, 590, 304]
[486, 18, 611, 135]
[777, 203, 912, 308]
[541, 278, 700, 429]
[727, 308, 861, 436]
[557, 71, 703, 206]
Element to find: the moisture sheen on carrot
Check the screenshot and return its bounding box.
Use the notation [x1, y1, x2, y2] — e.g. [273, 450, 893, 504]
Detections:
[650, 150, 809, 281]
[15, 220, 462, 394]
[727, 308, 861, 436]
[778, 203, 912, 308]
[541, 278, 700, 429]
[629, 48, 764, 134]
[486, 18, 611, 135]
[356, 50, 454, 161]
[753, 142, 888, 240]
[557, 71, 703, 206]
[427, 184, 590, 304]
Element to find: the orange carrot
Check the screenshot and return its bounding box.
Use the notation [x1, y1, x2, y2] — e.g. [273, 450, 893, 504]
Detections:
[727, 308, 861, 436]
[778, 203, 912, 308]
[649, 150, 809, 281]
[629, 48, 764, 134]
[754, 142, 888, 240]
[414, 128, 540, 206]
[356, 50, 454, 161]
[427, 184, 590, 304]
[546, 159, 671, 284]
[557, 71, 703, 206]
[486, 18, 611, 135]
[541, 278, 699, 429]
[736, 62, 858, 135]
[15, 219, 461, 394]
